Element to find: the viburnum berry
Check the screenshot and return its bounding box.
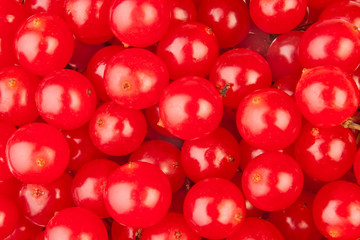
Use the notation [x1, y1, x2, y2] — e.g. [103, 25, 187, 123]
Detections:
[312, 181, 360, 239]
[109, 0, 170, 47]
[159, 76, 223, 140]
[236, 88, 302, 151]
[14, 13, 74, 76]
[104, 162, 172, 228]
[295, 66, 359, 127]
[6, 123, 70, 184]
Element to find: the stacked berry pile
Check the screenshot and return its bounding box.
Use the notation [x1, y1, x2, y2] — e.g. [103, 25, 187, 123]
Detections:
[1, 0, 360, 239]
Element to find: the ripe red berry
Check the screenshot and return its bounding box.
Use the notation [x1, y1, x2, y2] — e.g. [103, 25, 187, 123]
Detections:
[159, 76, 223, 140]
[236, 88, 302, 151]
[14, 13, 74, 76]
[6, 123, 70, 184]
[109, 0, 170, 47]
[295, 66, 359, 127]
[104, 162, 172, 228]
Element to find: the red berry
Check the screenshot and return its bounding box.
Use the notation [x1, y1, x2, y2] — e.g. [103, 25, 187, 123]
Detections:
[104, 48, 169, 109]
[241, 152, 304, 211]
[88, 101, 147, 156]
[35, 69, 97, 130]
[45, 207, 109, 240]
[14, 13, 74, 76]
[183, 178, 246, 239]
[312, 181, 360, 239]
[159, 76, 223, 140]
[236, 88, 302, 151]
[295, 66, 359, 127]
[6, 123, 70, 184]
[0, 195, 19, 239]
[104, 162, 172, 228]
[109, 0, 170, 47]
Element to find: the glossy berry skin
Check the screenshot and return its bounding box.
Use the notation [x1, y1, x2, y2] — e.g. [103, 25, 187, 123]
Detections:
[0, 66, 41, 126]
[104, 162, 172, 228]
[250, 0, 307, 34]
[72, 159, 118, 218]
[109, 0, 170, 47]
[209, 48, 272, 109]
[129, 140, 185, 192]
[227, 217, 284, 240]
[0, 195, 19, 239]
[159, 76, 223, 140]
[157, 22, 219, 80]
[242, 152, 304, 211]
[0, 122, 16, 181]
[168, 0, 197, 27]
[267, 31, 303, 80]
[295, 66, 359, 128]
[313, 181, 360, 240]
[183, 178, 246, 239]
[181, 127, 240, 182]
[35, 70, 97, 130]
[14, 13, 74, 76]
[197, 0, 250, 48]
[104, 48, 169, 109]
[17, 173, 73, 227]
[62, 125, 106, 171]
[236, 88, 302, 151]
[88, 101, 147, 156]
[24, 0, 65, 17]
[298, 19, 360, 73]
[268, 191, 323, 240]
[319, 0, 360, 28]
[0, 0, 27, 68]
[294, 123, 357, 182]
[85, 46, 124, 102]
[141, 212, 201, 240]
[64, 0, 114, 44]
[0, 177, 22, 201]
[6, 123, 70, 184]
[45, 207, 108, 240]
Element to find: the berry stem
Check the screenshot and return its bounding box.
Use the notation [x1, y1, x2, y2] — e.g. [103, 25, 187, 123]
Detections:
[342, 117, 360, 131]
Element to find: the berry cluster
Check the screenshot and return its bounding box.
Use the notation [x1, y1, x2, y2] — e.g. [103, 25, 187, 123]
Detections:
[1, 0, 360, 239]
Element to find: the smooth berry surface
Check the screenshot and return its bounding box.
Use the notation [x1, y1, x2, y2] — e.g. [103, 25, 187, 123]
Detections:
[45, 207, 109, 240]
[181, 127, 241, 182]
[104, 48, 169, 109]
[209, 48, 272, 109]
[14, 13, 74, 76]
[35, 69, 97, 130]
[183, 178, 246, 239]
[250, 0, 307, 34]
[312, 181, 360, 240]
[104, 162, 172, 228]
[88, 101, 147, 156]
[6, 123, 69, 184]
[159, 76, 223, 140]
[157, 22, 219, 80]
[295, 66, 359, 127]
[294, 123, 357, 182]
[197, 0, 251, 48]
[0, 66, 41, 126]
[64, 0, 114, 44]
[242, 152, 304, 211]
[0, 122, 16, 181]
[236, 88, 302, 151]
[109, 0, 170, 47]
[0, 195, 19, 239]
